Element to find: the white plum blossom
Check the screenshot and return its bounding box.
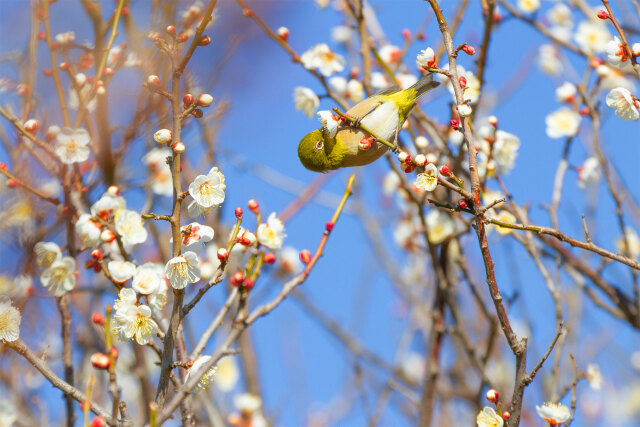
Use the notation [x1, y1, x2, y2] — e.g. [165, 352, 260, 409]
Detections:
[257, 213, 286, 250]
[556, 82, 577, 103]
[276, 247, 304, 276]
[547, 4, 573, 28]
[0, 398, 17, 426]
[165, 252, 201, 289]
[75, 213, 102, 248]
[416, 48, 436, 69]
[328, 77, 364, 103]
[616, 228, 640, 258]
[147, 280, 168, 314]
[142, 148, 173, 196]
[574, 21, 611, 55]
[108, 261, 136, 283]
[293, 87, 320, 118]
[518, 0, 539, 13]
[545, 107, 581, 138]
[112, 296, 158, 345]
[171, 222, 214, 253]
[606, 36, 629, 68]
[40, 257, 76, 296]
[606, 87, 639, 121]
[371, 72, 391, 90]
[188, 167, 226, 209]
[378, 44, 402, 65]
[187, 200, 210, 218]
[91, 191, 125, 220]
[494, 210, 517, 235]
[586, 364, 603, 390]
[492, 130, 520, 174]
[54, 128, 90, 164]
[300, 44, 345, 76]
[535, 402, 571, 425]
[55, 31, 75, 45]
[538, 44, 563, 75]
[414, 164, 439, 191]
[115, 209, 148, 247]
[34, 241, 62, 268]
[234, 393, 262, 414]
[331, 25, 352, 43]
[0, 295, 21, 342]
[69, 83, 96, 112]
[476, 406, 504, 427]
[317, 110, 339, 138]
[578, 157, 600, 189]
[214, 356, 239, 391]
[425, 210, 455, 245]
[132, 263, 164, 295]
[185, 355, 217, 391]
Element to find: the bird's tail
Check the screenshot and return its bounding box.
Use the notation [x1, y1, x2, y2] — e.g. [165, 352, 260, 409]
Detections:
[408, 72, 440, 99]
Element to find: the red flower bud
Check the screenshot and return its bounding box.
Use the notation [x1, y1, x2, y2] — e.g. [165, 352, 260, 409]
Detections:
[243, 8, 253, 17]
[462, 45, 475, 55]
[230, 271, 245, 287]
[486, 389, 499, 403]
[192, 108, 203, 118]
[502, 411, 510, 420]
[183, 93, 194, 106]
[263, 252, 276, 264]
[458, 76, 467, 88]
[300, 249, 312, 264]
[166, 25, 176, 36]
[59, 62, 69, 71]
[7, 178, 19, 188]
[177, 33, 189, 43]
[43, 69, 52, 76]
[439, 165, 451, 176]
[91, 312, 105, 326]
[326, 221, 334, 232]
[597, 10, 609, 19]
[38, 32, 46, 40]
[90, 352, 111, 370]
[248, 199, 259, 213]
[449, 119, 460, 128]
[198, 35, 211, 46]
[417, 32, 426, 41]
[458, 199, 468, 209]
[0, 163, 7, 171]
[217, 248, 229, 262]
[91, 416, 106, 427]
[110, 346, 118, 360]
[579, 106, 590, 115]
[401, 29, 411, 39]
[235, 207, 243, 218]
[244, 278, 255, 290]
[91, 249, 103, 260]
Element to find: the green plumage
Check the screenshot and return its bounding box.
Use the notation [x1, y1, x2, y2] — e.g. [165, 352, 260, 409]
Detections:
[298, 72, 439, 172]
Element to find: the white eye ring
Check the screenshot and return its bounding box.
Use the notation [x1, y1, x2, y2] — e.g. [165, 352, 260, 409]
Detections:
[315, 140, 324, 150]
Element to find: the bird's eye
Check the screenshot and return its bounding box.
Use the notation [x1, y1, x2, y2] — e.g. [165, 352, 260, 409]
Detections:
[315, 140, 324, 150]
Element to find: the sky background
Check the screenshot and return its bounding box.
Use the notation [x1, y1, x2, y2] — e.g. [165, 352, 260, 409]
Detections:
[1, 0, 640, 425]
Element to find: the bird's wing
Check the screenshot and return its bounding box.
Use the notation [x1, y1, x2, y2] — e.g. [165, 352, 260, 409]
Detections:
[346, 95, 384, 117]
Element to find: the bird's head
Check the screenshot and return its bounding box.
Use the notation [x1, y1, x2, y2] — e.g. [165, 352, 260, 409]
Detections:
[297, 128, 335, 172]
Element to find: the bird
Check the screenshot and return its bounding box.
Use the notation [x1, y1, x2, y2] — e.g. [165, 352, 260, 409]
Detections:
[297, 72, 439, 172]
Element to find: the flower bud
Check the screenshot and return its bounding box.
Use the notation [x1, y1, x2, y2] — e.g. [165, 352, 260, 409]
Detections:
[0, 163, 7, 171]
[263, 252, 276, 264]
[300, 249, 312, 264]
[154, 129, 172, 144]
[197, 93, 214, 107]
[414, 154, 427, 167]
[415, 135, 429, 149]
[401, 28, 411, 39]
[458, 76, 467, 89]
[457, 103, 472, 117]
[230, 271, 245, 287]
[217, 248, 229, 262]
[38, 32, 45, 40]
[24, 119, 38, 133]
[7, 178, 19, 188]
[177, 33, 189, 43]
[449, 119, 460, 129]
[172, 142, 185, 153]
[43, 69, 52, 76]
[632, 43, 640, 57]
[359, 136, 373, 150]
[326, 221, 334, 231]
[147, 75, 161, 86]
[100, 229, 116, 243]
[110, 346, 119, 360]
[183, 93, 194, 106]
[401, 161, 415, 173]
[192, 108, 203, 118]
[59, 62, 69, 71]
[235, 207, 243, 218]
[458, 199, 468, 209]
[398, 151, 410, 163]
[96, 86, 106, 96]
[91, 249, 103, 260]
[107, 185, 119, 195]
[277, 26, 289, 41]
[486, 389, 499, 403]
[166, 25, 176, 36]
[90, 352, 111, 370]
[198, 35, 211, 46]
[462, 45, 475, 55]
[579, 106, 590, 115]
[417, 32, 425, 41]
[90, 416, 106, 427]
[502, 411, 510, 420]
[248, 199, 259, 213]
[488, 115, 498, 127]
[91, 312, 105, 326]
[439, 165, 451, 176]
[243, 8, 253, 17]
[597, 10, 609, 19]
[244, 278, 255, 290]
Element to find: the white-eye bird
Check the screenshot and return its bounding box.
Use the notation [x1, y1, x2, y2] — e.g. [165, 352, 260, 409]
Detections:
[297, 72, 439, 172]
